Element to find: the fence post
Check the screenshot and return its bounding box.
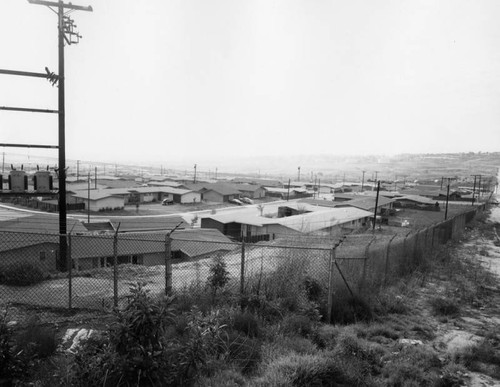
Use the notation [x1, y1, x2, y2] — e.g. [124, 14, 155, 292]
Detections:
[113, 228, 119, 308]
[68, 234, 72, 310]
[240, 240, 246, 295]
[359, 238, 375, 293]
[165, 234, 172, 296]
[327, 247, 335, 324]
[384, 235, 397, 285]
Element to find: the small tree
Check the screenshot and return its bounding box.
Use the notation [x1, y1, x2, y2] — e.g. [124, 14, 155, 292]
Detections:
[207, 256, 230, 301]
[257, 204, 264, 216]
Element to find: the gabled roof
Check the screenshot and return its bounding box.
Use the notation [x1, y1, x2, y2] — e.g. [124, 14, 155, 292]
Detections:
[72, 190, 123, 201]
[70, 229, 235, 259]
[202, 183, 242, 196]
[395, 195, 436, 205]
[0, 231, 58, 253]
[335, 196, 395, 211]
[108, 216, 188, 233]
[0, 214, 87, 234]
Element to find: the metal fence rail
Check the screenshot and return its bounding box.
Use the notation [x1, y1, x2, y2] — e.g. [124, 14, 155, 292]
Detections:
[0, 204, 487, 318]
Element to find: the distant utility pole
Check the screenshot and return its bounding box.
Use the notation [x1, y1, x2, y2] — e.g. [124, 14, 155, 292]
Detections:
[478, 175, 482, 200]
[215, 167, 218, 180]
[298, 166, 301, 181]
[76, 160, 80, 180]
[27, 0, 92, 271]
[372, 181, 380, 231]
[444, 182, 450, 220]
[193, 164, 197, 183]
[94, 166, 97, 189]
[471, 174, 480, 205]
[361, 171, 366, 191]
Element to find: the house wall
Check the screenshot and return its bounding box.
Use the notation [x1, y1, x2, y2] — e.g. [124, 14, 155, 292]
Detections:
[91, 196, 124, 211]
[201, 218, 226, 234]
[203, 191, 224, 203]
[0, 243, 58, 273]
[142, 252, 165, 266]
[180, 192, 202, 204]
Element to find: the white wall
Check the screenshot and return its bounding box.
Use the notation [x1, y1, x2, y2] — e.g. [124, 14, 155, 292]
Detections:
[89, 196, 124, 211]
[180, 191, 202, 203]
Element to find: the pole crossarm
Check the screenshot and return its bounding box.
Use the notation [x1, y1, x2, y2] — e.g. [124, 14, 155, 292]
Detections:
[0, 143, 59, 149]
[0, 106, 58, 114]
[0, 69, 51, 79]
[27, 0, 93, 12]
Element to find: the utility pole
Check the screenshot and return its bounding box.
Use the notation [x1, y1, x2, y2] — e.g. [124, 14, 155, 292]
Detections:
[76, 160, 80, 180]
[28, 0, 92, 271]
[444, 182, 450, 220]
[94, 166, 97, 189]
[372, 181, 380, 231]
[193, 164, 197, 183]
[298, 166, 301, 181]
[87, 172, 90, 223]
[361, 171, 366, 192]
[471, 174, 480, 205]
[215, 167, 218, 180]
[478, 175, 482, 201]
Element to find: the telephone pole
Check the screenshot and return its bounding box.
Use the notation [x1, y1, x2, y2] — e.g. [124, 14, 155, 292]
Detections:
[28, 0, 92, 271]
[298, 166, 301, 181]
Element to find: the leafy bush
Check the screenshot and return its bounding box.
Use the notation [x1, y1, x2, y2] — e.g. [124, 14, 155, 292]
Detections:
[330, 292, 373, 324]
[303, 276, 323, 303]
[0, 309, 30, 383]
[282, 315, 313, 337]
[0, 262, 45, 286]
[14, 315, 56, 359]
[429, 296, 460, 317]
[232, 312, 260, 338]
[207, 256, 230, 299]
[225, 332, 262, 375]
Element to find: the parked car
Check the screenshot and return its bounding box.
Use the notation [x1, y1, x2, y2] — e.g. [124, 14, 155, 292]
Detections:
[229, 198, 243, 205]
[240, 197, 254, 204]
[162, 198, 174, 205]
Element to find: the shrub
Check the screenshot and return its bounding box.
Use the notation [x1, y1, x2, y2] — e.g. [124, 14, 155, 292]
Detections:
[282, 314, 313, 337]
[303, 276, 323, 303]
[232, 312, 260, 338]
[14, 315, 56, 358]
[381, 344, 441, 386]
[330, 292, 373, 324]
[0, 262, 45, 286]
[429, 296, 460, 317]
[437, 363, 469, 387]
[207, 256, 230, 299]
[0, 309, 30, 382]
[225, 332, 262, 375]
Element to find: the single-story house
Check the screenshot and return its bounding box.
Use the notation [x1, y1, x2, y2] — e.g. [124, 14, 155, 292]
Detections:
[264, 187, 311, 200]
[200, 201, 373, 241]
[231, 177, 283, 187]
[232, 183, 267, 199]
[71, 190, 125, 212]
[335, 196, 395, 213]
[182, 183, 242, 203]
[393, 195, 440, 211]
[71, 228, 235, 270]
[71, 187, 201, 206]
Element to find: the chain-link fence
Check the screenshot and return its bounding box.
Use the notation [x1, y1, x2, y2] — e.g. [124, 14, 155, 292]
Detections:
[0, 203, 488, 318]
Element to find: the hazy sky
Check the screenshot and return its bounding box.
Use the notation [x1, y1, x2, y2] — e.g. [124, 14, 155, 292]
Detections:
[1, 0, 500, 167]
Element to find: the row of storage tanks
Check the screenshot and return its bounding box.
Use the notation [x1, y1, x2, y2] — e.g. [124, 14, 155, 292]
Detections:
[1, 169, 54, 193]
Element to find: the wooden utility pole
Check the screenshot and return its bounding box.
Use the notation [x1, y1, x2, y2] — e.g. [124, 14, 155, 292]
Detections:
[372, 181, 380, 231]
[28, 0, 92, 271]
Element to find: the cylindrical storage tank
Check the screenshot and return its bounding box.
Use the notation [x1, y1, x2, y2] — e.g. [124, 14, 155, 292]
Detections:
[33, 171, 54, 193]
[8, 170, 28, 193]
